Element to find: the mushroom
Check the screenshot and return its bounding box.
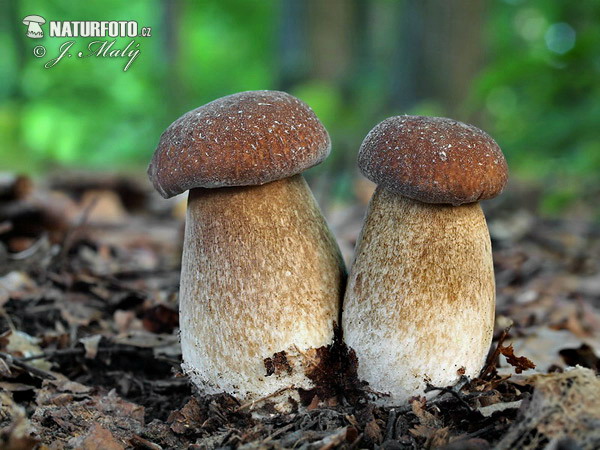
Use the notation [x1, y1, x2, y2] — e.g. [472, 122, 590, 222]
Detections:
[22, 15, 45, 38]
[148, 91, 346, 405]
[342, 115, 508, 404]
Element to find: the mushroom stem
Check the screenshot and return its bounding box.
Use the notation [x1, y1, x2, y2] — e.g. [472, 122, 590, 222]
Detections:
[342, 187, 495, 404]
[180, 174, 345, 401]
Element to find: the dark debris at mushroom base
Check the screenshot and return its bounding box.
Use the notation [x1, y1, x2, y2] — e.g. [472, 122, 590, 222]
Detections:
[1, 172, 600, 449]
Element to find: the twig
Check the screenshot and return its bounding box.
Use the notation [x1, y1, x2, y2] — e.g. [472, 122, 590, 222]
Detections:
[129, 434, 161, 450]
[0, 308, 17, 332]
[392, 388, 496, 415]
[260, 422, 296, 444]
[310, 426, 349, 450]
[479, 326, 512, 380]
[0, 352, 56, 380]
[235, 385, 295, 412]
[55, 195, 99, 270]
[424, 382, 472, 411]
[19, 345, 173, 362]
[385, 408, 397, 441]
[8, 234, 50, 260]
[448, 422, 504, 444]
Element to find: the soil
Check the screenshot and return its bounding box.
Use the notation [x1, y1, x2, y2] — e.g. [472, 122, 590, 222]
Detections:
[0, 173, 599, 449]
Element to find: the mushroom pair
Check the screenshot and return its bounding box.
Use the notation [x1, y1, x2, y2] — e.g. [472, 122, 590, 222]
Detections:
[148, 91, 508, 407]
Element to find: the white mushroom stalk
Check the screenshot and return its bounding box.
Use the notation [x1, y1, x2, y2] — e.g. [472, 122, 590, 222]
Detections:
[342, 115, 508, 405]
[181, 175, 343, 400]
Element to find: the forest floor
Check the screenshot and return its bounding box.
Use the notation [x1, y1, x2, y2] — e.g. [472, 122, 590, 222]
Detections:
[0, 172, 599, 449]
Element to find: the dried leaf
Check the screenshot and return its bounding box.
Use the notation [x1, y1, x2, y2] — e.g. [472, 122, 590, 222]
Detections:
[0, 417, 39, 450]
[410, 424, 450, 448]
[411, 397, 442, 428]
[440, 437, 491, 449]
[1, 330, 51, 371]
[68, 423, 125, 450]
[80, 189, 128, 226]
[0, 358, 13, 378]
[500, 344, 536, 374]
[142, 304, 179, 334]
[48, 379, 92, 395]
[559, 344, 600, 371]
[80, 335, 102, 359]
[363, 420, 383, 444]
[0, 382, 32, 392]
[264, 350, 292, 376]
[167, 397, 204, 435]
[477, 400, 522, 417]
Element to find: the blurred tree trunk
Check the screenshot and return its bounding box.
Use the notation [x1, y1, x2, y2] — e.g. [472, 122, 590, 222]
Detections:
[5, 0, 26, 100]
[278, 0, 359, 205]
[162, 0, 183, 116]
[392, 0, 486, 119]
[276, 0, 487, 202]
[279, 0, 486, 112]
[306, 0, 357, 200]
[278, 0, 355, 90]
[278, 0, 309, 90]
[306, 0, 354, 86]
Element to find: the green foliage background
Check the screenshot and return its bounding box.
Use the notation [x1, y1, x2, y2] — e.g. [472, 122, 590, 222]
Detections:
[1, 0, 599, 215]
[472, 1, 600, 214]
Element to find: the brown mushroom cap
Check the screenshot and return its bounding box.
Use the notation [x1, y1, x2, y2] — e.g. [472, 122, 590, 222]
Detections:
[358, 115, 508, 205]
[148, 90, 331, 198]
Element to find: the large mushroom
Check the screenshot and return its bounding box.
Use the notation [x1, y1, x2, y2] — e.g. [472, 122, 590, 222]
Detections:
[148, 91, 346, 405]
[342, 115, 508, 404]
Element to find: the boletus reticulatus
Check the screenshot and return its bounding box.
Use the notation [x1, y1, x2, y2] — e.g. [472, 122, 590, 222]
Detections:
[342, 115, 508, 404]
[148, 91, 345, 409]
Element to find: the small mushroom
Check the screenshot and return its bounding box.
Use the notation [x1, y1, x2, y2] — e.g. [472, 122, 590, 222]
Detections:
[22, 15, 45, 38]
[148, 91, 346, 404]
[342, 115, 508, 404]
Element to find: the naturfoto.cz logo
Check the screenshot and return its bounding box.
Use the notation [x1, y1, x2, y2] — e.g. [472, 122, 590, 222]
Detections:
[23, 15, 46, 38]
[23, 16, 152, 72]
